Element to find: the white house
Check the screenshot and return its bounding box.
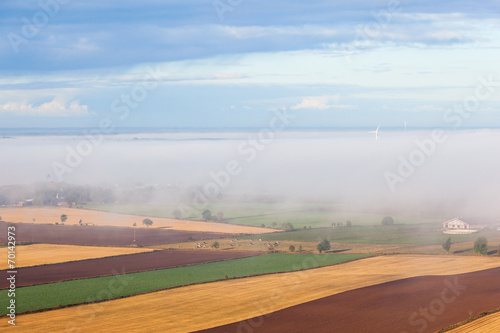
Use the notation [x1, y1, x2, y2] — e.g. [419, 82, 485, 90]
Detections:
[442, 218, 478, 234]
[443, 218, 470, 230]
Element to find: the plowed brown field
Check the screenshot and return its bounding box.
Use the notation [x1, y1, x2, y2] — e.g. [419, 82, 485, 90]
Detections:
[0, 221, 237, 246]
[0, 244, 153, 269]
[0, 249, 261, 289]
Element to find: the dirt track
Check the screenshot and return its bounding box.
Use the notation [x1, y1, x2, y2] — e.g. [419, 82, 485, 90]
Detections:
[0, 249, 260, 289]
[0, 221, 236, 246]
[199, 266, 500, 333]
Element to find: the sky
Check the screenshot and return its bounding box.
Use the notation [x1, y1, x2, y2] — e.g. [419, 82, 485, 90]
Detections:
[1, 0, 500, 129]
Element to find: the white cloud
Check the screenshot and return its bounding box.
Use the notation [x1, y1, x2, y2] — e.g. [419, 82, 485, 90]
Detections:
[0, 98, 90, 117]
[291, 95, 355, 110]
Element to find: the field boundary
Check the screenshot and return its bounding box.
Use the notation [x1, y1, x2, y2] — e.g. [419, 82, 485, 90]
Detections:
[438, 306, 500, 332]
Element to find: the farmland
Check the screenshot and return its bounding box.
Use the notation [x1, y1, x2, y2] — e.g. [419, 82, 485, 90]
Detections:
[0, 253, 370, 315]
[0, 221, 241, 247]
[0, 207, 274, 234]
[0, 244, 153, 269]
[4, 255, 500, 333]
[84, 202, 441, 228]
[0, 250, 262, 288]
[239, 225, 500, 245]
[202, 266, 500, 333]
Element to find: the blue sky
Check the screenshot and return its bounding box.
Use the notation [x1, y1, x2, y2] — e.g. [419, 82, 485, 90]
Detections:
[1, 0, 500, 129]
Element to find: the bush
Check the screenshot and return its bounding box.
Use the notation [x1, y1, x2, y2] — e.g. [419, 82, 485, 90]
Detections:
[474, 237, 488, 255]
[212, 241, 220, 249]
[381, 216, 395, 225]
[142, 218, 153, 227]
[317, 239, 331, 253]
[202, 210, 212, 221]
[289, 245, 295, 252]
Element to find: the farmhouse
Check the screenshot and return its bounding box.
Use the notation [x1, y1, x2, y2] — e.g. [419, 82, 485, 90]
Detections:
[442, 218, 478, 234]
[443, 218, 470, 230]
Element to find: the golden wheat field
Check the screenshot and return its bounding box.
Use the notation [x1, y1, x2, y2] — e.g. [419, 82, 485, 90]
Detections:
[0, 244, 153, 270]
[0, 207, 274, 234]
[5, 255, 500, 333]
[448, 311, 500, 333]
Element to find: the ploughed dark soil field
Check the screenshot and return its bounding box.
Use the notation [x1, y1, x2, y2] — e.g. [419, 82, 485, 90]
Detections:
[0, 221, 236, 247]
[198, 266, 500, 333]
[0, 249, 261, 289]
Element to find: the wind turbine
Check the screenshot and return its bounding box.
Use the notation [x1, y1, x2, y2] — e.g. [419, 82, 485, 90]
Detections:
[370, 125, 380, 141]
[404, 120, 407, 131]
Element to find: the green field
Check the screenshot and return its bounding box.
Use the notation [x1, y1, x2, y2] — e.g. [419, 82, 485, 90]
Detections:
[240, 225, 500, 245]
[2, 253, 371, 315]
[84, 202, 440, 229]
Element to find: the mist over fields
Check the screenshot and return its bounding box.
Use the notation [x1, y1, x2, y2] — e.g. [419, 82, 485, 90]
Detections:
[1, 129, 499, 219]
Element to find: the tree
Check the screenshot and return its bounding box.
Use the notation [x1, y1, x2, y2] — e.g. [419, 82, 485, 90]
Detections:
[142, 218, 153, 227]
[216, 211, 224, 222]
[261, 224, 266, 228]
[282, 222, 294, 231]
[289, 245, 295, 252]
[271, 222, 277, 228]
[346, 220, 352, 227]
[381, 216, 395, 225]
[133, 222, 136, 227]
[172, 209, 182, 219]
[298, 245, 303, 252]
[442, 237, 452, 254]
[317, 239, 331, 253]
[212, 241, 220, 249]
[79, 219, 83, 225]
[202, 210, 212, 221]
[60, 214, 68, 223]
[474, 237, 488, 255]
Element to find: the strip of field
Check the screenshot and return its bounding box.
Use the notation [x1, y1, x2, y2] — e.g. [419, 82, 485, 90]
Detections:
[4, 255, 500, 332]
[448, 311, 500, 332]
[85, 202, 439, 228]
[0, 244, 152, 270]
[0, 222, 238, 246]
[201, 266, 500, 333]
[240, 225, 500, 245]
[0, 249, 261, 289]
[0, 207, 274, 234]
[0, 253, 369, 315]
